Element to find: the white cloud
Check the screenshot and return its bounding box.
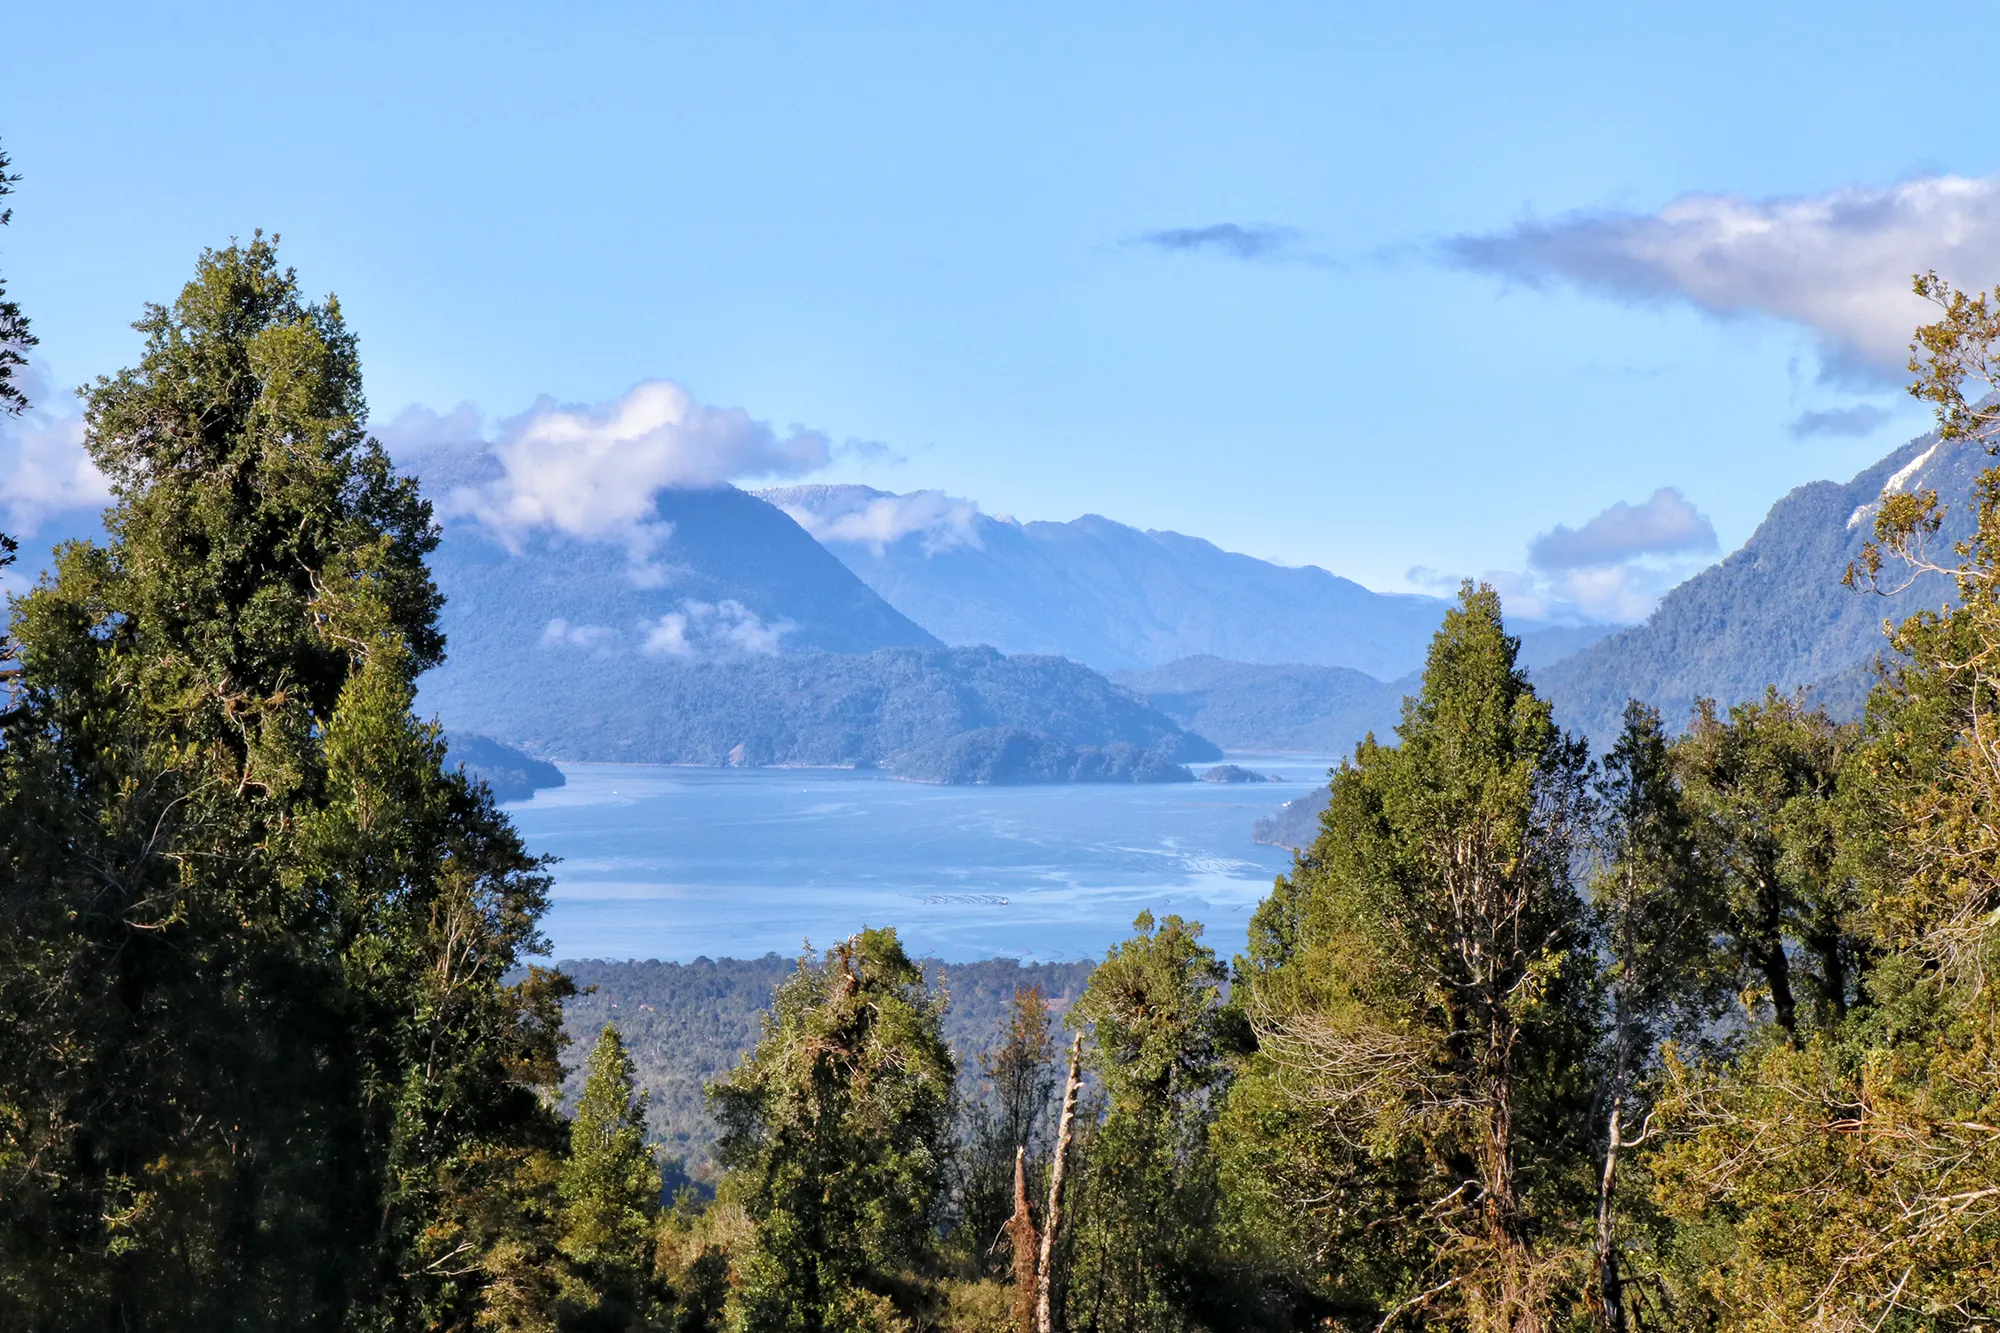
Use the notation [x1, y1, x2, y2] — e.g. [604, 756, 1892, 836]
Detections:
[640, 599, 791, 658]
[413, 380, 832, 556]
[540, 618, 622, 651]
[1528, 488, 1716, 571]
[1447, 175, 2000, 378]
[0, 363, 111, 537]
[1412, 489, 1720, 624]
[771, 485, 981, 555]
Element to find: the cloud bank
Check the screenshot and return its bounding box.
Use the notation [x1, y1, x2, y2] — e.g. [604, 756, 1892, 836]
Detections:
[1445, 175, 2000, 378]
[1528, 487, 1716, 571]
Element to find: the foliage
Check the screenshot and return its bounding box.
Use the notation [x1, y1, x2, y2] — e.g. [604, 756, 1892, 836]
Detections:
[0, 236, 569, 1331]
[1623, 276, 2000, 1327]
[1061, 912, 1245, 1333]
[558, 957, 1094, 1184]
[558, 1026, 668, 1331]
[709, 929, 958, 1332]
[1229, 583, 1601, 1330]
[957, 985, 1059, 1282]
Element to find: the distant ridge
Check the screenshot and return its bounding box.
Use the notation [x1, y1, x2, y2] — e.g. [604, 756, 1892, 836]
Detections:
[759, 484, 1456, 677]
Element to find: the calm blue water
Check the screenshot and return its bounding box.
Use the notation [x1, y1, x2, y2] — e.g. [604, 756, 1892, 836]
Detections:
[506, 756, 1337, 965]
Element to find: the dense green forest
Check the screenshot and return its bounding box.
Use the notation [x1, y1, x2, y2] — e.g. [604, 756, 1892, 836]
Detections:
[13, 151, 2000, 1331]
[557, 956, 1096, 1186]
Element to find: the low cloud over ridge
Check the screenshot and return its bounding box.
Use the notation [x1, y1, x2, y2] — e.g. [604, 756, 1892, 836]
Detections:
[1445, 175, 2000, 378]
[1415, 488, 1720, 624]
[378, 380, 835, 559]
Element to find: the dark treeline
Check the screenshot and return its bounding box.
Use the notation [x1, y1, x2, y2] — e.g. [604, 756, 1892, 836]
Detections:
[10, 178, 2000, 1330]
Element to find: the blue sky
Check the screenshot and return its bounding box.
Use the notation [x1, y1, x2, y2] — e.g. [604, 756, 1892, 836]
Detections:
[6, 1, 1998, 620]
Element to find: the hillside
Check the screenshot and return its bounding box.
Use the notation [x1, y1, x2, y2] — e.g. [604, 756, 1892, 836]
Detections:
[1532, 429, 1977, 744]
[760, 483, 1455, 676]
[1113, 656, 1409, 753]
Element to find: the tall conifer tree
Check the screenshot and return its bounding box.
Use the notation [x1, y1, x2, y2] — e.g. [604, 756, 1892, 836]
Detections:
[557, 1025, 667, 1331]
[1063, 912, 1236, 1333]
[1231, 584, 1600, 1331]
[0, 236, 571, 1330]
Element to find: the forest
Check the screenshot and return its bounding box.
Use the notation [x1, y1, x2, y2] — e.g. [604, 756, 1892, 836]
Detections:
[10, 145, 2000, 1332]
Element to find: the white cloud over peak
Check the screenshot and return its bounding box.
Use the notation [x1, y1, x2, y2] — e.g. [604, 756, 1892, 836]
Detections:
[436, 381, 831, 555]
[1447, 175, 2000, 378]
[774, 487, 981, 555]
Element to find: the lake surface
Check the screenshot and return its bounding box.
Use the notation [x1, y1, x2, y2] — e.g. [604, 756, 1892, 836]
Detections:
[508, 756, 1337, 965]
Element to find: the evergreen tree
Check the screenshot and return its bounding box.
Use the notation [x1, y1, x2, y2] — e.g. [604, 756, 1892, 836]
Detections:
[710, 929, 957, 1332]
[1228, 584, 1600, 1331]
[1642, 276, 2000, 1325]
[1673, 690, 1859, 1037]
[557, 1025, 667, 1332]
[0, 236, 571, 1330]
[1062, 912, 1237, 1333]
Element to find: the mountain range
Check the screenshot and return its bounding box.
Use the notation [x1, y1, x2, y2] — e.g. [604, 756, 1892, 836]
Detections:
[408, 470, 1218, 782]
[16, 421, 1975, 794]
[757, 484, 1460, 677]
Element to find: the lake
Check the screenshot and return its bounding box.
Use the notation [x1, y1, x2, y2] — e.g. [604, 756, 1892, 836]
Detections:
[507, 755, 1337, 965]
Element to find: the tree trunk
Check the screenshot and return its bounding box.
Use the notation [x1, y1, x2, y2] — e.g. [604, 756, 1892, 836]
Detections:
[1593, 1093, 1627, 1333]
[1004, 1146, 1040, 1333]
[1485, 1073, 1540, 1333]
[1035, 1034, 1083, 1333]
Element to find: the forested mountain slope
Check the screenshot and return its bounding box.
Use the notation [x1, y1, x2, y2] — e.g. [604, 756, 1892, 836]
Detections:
[1533, 428, 1977, 745]
[423, 642, 1218, 780]
[1117, 627, 1613, 753]
[760, 483, 1455, 676]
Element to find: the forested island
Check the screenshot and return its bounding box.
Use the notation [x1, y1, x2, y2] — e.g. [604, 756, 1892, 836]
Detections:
[13, 167, 2000, 1333]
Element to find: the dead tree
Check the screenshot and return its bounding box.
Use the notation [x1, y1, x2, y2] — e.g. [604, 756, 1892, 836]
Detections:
[1035, 1033, 1083, 1333]
[1001, 1145, 1040, 1333]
